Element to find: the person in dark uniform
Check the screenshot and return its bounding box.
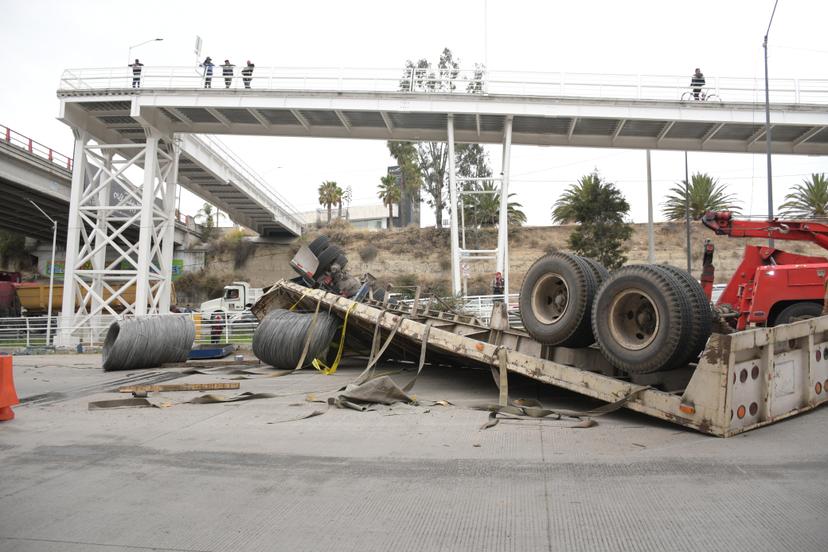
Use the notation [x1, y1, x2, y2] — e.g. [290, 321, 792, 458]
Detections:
[129, 59, 143, 88]
[492, 272, 505, 296]
[690, 68, 706, 100]
[211, 311, 224, 344]
[241, 60, 255, 89]
[221, 60, 235, 88]
[201, 57, 214, 88]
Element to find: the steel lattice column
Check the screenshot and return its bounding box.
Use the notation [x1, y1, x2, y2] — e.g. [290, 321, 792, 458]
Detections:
[57, 131, 179, 345]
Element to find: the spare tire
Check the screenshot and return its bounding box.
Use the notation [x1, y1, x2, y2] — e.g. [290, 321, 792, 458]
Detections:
[592, 264, 691, 374]
[579, 256, 610, 288]
[314, 245, 344, 278]
[519, 252, 597, 347]
[308, 236, 330, 256]
[658, 265, 713, 365]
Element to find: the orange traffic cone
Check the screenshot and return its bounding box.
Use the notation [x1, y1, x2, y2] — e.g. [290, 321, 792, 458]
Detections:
[0, 355, 18, 421]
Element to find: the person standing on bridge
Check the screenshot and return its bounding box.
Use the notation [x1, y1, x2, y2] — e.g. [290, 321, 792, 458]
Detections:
[242, 60, 255, 89]
[129, 59, 143, 88]
[690, 67, 706, 100]
[222, 60, 235, 88]
[200, 57, 214, 88]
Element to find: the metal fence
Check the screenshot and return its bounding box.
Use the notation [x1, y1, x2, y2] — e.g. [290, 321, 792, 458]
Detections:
[0, 311, 259, 350]
[59, 66, 828, 105]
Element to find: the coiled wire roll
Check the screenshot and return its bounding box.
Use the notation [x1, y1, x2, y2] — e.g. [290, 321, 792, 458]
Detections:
[252, 309, 339, 370]
[102, 316, 196, 372]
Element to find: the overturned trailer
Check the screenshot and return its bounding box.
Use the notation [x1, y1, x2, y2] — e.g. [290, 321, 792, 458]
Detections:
[254, 280, 828, 437]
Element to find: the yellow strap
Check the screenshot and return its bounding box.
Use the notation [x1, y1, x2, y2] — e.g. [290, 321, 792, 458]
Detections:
[312, 302, 358, 375]
[289, 288, 312, 312]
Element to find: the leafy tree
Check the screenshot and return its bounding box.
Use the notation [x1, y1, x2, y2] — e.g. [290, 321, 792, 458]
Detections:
[0, 230, 30, 270]
[551, 172, 633, 269]
[779, 173, 828, 218]
[377, 175, 401, 228]
[662, 172, 740, 221]
[389, 48, 488, 228]
[318, 181, 341, 223]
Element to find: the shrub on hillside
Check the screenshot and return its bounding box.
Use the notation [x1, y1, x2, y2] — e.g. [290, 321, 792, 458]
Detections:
[359, 244, 379, 262]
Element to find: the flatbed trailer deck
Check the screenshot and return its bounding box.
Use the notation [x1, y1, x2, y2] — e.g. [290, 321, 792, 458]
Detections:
[256, 280, 828, 437]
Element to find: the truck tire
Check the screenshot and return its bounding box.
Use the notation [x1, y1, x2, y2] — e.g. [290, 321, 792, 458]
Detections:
[314, 245, 344, 278]
[578, 256, 610, 288]
[519, 252, 597, 347]
[658, 264, 713, 365]
[335, 254, 348, 270]
[771, 302, 823, 326]
[308, 236, 330, 256]
[592, 265, 691, 374]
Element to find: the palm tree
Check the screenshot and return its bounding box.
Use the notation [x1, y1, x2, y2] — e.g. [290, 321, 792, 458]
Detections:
[377, 175, 401, 229]
[318, 181, 340, 223]
[662, 172, 740, 221]
[463, 181, 527, 227]
[551, 172, 633, 269]
[194, 202, 218, 239]
[779, 173, 828, 218]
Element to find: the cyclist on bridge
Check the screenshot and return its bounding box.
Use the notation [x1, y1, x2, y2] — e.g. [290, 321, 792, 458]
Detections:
[690, 68, 706, 100]
[222, 60, 235, 88]
[129, 59, 143, 88]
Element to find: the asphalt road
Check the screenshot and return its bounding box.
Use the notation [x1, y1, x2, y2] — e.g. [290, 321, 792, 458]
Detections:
[1, 354, 826, 551]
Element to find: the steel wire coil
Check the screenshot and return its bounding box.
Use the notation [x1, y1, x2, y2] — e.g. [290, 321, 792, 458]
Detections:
[252, 309, 339, 370]
[102, 316, 195, 371]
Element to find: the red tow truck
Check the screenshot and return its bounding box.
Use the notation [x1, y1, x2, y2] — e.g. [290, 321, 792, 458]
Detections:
[701, 211, 828, 330]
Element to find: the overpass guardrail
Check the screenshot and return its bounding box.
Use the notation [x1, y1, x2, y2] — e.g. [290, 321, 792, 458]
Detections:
[59, 67, 828, 105]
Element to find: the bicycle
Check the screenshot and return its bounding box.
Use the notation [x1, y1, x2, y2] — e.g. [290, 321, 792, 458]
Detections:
[681, 89, 721, 102]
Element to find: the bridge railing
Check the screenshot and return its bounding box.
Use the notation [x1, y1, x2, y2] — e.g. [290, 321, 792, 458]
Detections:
[1, 123, 73, 170]
[58, 66, 828, 105]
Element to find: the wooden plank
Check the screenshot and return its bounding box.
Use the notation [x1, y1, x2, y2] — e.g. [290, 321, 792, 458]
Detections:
[118, 382, 241, 393]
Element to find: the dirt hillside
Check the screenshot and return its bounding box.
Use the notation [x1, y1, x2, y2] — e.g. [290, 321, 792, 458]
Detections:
[198, 221, 828, 300]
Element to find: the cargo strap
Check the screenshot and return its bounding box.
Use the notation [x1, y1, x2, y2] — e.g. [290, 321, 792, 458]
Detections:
[288, 288, 313, 312]
[355, 310, 404, 385]
[293, 299, 322, 371]
[312, 302, 358, 375]
[402, 319, 433, 393]
[477, 385, 649, 430]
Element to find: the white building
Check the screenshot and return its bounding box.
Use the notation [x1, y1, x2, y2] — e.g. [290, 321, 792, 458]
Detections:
[300, 204, 399, 230]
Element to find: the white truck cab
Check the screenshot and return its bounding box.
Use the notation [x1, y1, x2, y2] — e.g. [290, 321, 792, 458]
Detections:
[200, 282, 263, 315]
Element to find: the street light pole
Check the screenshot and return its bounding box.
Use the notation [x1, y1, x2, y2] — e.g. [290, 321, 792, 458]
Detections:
[127, 38, 163, 64]
[763, 0, 779, 247]
[684, 151, 692, 273]
[29, 200, 57, 347]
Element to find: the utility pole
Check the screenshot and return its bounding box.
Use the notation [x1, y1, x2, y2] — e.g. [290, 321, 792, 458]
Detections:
[763, 0, 779, 247]
[684, 152, 692, 273]
[29, 200, 57, 347]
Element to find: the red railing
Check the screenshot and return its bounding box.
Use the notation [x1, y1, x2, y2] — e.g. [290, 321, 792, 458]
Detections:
[1, 124, 73, 171]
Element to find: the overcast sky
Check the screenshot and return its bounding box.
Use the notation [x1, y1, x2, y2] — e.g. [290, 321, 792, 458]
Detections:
[2, 0, 827, 227]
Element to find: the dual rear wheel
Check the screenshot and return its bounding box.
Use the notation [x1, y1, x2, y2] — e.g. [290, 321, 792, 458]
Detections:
[520, 254, 712, 374]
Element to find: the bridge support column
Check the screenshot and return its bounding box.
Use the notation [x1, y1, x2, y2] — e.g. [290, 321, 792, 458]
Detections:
[496, 116, 513, 302]
[447, 115, 461, 296]
[57, 130, 178, 345]
[57, 131, 89, 347]
[158, 140, 180, 314]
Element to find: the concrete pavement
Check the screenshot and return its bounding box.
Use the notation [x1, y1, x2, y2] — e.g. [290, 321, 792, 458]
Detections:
[1, 354, 826, 551]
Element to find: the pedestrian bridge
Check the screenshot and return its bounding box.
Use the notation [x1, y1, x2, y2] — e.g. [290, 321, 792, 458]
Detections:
[59, 66, 828, 155]
[54, 66, 828, 341]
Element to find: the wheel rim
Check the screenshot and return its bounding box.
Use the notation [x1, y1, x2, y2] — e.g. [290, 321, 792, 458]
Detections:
[608, 288, 660, 350]
[531, 272, 569, 324]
